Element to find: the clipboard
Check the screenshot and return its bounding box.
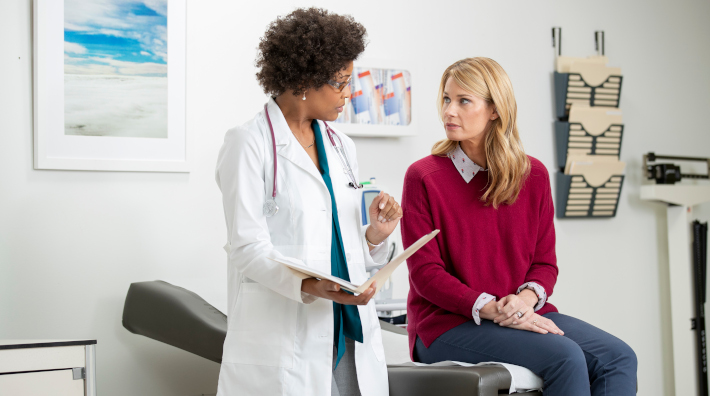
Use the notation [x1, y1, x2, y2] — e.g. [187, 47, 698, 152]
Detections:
[269, 229, 440, 295]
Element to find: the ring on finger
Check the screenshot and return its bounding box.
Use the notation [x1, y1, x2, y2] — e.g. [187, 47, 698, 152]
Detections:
[532, 319, 538, 326]
[516, 311, 524, 319]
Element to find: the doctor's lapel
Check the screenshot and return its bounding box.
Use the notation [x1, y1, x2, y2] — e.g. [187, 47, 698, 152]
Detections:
[264, 99, 327, 189]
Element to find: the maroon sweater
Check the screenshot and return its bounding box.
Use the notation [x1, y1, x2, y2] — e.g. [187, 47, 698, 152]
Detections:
[401, 155, 558, 359]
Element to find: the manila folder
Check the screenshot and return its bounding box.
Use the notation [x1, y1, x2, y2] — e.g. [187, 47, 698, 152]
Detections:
[269, 229, 440, 295]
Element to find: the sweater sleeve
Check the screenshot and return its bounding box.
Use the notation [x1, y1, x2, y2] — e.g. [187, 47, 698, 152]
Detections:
[523, 168, 559, 298]
[401, 167, 482, 319]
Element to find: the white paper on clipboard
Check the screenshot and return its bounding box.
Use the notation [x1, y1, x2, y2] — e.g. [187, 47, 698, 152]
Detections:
[269, 229, 440, 295]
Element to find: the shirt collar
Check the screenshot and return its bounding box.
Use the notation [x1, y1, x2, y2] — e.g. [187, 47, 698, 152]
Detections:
[448, 144, 486, 183]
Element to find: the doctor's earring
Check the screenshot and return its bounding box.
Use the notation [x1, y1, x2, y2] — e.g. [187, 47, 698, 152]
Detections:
[302, 92, 306, 101]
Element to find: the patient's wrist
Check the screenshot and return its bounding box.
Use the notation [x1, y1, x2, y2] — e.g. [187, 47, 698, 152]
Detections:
[518, 289, 538, 308]
[478, 299, 499, 321]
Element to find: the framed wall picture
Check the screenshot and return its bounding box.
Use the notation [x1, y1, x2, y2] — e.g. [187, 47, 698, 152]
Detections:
[334, 59, 416, 138]
[33, 0, 188, 172]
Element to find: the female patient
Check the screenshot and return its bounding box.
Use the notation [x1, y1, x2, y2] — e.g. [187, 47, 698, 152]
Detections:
[400, 57, 637, 395]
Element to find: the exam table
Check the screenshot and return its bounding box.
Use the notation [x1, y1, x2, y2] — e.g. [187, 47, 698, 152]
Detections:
[122, 280, 542, 395]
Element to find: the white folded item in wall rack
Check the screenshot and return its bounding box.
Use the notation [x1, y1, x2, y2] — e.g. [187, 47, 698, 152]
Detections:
[555, 105, 624, 168]
[554, 56, 623, 120]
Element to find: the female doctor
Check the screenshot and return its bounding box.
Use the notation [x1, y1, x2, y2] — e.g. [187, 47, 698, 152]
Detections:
[215, 8, 401, 396]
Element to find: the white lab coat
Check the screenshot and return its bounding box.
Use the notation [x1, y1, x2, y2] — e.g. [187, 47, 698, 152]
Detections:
[215, 98, 390, 396]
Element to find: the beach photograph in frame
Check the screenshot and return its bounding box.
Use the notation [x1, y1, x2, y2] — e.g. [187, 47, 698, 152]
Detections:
[64, 0, 168, 139]
[33, 0, 188, 172]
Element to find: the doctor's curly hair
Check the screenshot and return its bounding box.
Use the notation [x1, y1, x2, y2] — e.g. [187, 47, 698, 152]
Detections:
[255, 8, 367, 97]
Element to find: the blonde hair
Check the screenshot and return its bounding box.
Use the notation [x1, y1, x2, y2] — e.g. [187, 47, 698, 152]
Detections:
[432, 57, 530, 208]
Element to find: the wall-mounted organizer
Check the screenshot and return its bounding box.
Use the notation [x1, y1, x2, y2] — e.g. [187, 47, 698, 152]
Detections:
[555, 105, 624, 169]
[552, 28, 626, 219]
[556, 162, 625, 218]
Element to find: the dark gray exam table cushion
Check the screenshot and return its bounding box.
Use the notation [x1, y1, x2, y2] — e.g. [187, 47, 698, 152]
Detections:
[122, 281, 541, 396]
[123, 280, 227, 363]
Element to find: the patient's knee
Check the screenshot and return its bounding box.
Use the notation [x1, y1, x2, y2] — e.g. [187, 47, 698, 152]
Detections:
[608, 338, 637, 370]
[587, 336, 637, 380]
[548, 338, 587, 374]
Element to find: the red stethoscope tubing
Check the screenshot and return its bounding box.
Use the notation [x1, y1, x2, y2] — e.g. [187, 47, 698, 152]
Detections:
[264, 104, 278, 199]
[263, 104, 361, 201]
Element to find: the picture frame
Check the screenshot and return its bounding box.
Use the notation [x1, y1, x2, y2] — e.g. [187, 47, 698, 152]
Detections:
[334, 59, 417, 138]
[33, 0, 188, 172]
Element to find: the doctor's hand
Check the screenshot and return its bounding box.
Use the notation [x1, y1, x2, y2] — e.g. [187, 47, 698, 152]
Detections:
[301, 279, 377, 305]
[366, 191, 403, 245]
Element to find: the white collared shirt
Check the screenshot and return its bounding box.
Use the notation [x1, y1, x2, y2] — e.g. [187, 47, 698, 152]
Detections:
[447, 144, 548, 324]
[447, 144, 486, 183]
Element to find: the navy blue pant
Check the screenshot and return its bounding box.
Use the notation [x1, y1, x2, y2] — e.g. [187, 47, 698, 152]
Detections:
[415, 313, 637, 396]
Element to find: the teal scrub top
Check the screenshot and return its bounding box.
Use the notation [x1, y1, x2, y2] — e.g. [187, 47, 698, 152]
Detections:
[313, 120, 363, 369]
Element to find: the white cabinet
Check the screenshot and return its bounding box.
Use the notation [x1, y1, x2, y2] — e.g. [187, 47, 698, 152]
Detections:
[0, 340, 96, 396]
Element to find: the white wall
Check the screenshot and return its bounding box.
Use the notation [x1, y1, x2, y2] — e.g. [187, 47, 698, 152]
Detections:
[2, 0, 709, 395]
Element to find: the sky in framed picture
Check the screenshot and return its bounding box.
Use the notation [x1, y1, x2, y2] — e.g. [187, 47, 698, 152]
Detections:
[335, 67, 412, 126]
[63, 0, 168, 138]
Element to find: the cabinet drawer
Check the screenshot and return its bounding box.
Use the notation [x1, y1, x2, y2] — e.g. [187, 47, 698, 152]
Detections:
[0, 345, 84, 373]
[0, 369, 84, 396]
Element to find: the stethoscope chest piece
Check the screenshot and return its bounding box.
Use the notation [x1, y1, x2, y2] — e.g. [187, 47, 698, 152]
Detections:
[263, 198, 279, 217]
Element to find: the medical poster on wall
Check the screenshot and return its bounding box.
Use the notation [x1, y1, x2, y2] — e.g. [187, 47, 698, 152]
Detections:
[336, 67, 412, 127]
[33, 0, 188, 172]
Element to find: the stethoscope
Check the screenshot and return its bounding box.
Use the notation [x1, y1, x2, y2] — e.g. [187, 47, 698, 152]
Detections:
[263, 104, 363, 217]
